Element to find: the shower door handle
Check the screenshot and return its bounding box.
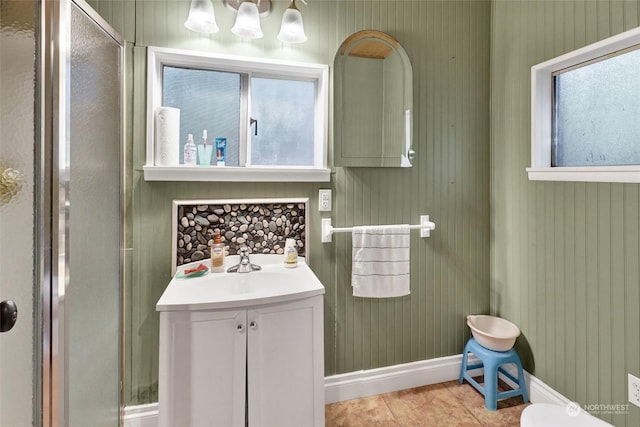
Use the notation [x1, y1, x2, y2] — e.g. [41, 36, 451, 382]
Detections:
[0, 300, 18, 333]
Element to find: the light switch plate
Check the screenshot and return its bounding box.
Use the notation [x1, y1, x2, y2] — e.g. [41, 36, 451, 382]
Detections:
[319, 189, 332, 211]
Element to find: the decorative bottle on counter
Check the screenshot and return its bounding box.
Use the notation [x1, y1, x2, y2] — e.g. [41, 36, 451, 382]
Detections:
[184, 133, 197, 165]
[211, 232, 225, 273]
[284, 238, 298, 268]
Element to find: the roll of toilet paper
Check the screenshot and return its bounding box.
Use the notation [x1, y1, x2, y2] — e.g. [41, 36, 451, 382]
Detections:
[154, 106, 180, 166]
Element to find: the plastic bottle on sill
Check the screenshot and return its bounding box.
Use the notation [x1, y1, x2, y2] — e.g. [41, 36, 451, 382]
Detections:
[197, 129, 213, 166]
[183, 133, 197, 166]
[215, 137, 226, 166]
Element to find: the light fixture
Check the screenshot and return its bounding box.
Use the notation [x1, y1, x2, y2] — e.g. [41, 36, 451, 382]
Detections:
[184, 0, 308, 44]
[231, 0, 264, 39]
[277, 0, 307, 43]
[184, 0, 219, 34]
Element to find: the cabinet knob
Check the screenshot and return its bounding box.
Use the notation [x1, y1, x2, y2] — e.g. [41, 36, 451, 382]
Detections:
[249, 321, 257, 329]
[237, 324, 245, 333]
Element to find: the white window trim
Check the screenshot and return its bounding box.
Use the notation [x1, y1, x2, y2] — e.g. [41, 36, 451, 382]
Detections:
[144, 46, 330, 182]
[528, 26, 640, 183]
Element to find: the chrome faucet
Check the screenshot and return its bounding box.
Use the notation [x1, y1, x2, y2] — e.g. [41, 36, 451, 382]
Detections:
[227, 246, 261, 273]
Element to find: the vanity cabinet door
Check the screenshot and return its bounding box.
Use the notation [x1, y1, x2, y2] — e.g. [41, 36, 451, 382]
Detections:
[158, 309, 247, 427]
[247, 295, 324, 427]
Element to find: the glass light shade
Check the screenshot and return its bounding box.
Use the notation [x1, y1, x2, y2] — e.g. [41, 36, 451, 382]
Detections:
[277, 7, 307, 43]
[231, 2, 263, 39]
[184, 0, 219, 33]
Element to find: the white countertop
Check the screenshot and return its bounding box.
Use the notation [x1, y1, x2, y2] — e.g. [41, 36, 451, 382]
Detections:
[156, 255, 325, 311]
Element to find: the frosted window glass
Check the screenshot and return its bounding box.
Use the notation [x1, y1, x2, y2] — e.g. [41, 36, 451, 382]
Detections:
[553, 47, 640, 166]
[163, 67, 241, 166]
[250, 77, 315, 166]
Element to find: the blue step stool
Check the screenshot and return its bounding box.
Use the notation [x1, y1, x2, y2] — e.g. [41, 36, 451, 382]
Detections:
[458, 338, 529, 411]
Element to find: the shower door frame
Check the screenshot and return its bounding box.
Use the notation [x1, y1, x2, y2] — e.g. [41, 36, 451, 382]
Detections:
[39, 0, 125, 425]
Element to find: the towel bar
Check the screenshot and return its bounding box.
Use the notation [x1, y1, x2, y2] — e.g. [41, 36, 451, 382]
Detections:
[321, 215, 436, 243]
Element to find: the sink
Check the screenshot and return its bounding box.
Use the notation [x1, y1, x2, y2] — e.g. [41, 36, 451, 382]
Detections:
[156, 254, 325, 311]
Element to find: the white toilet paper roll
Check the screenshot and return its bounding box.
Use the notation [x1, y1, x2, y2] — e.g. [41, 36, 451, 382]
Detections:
[154, 107, 180, 166]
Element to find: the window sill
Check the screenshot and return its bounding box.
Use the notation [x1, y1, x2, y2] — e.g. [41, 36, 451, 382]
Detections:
[143, 165, 331, 182]
[526, 166, 640, 183]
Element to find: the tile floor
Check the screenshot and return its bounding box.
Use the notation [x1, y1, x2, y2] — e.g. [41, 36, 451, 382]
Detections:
[325, 377, 529, 426]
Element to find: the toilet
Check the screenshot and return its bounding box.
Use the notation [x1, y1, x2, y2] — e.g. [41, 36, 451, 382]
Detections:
[520, 403, 614, 427]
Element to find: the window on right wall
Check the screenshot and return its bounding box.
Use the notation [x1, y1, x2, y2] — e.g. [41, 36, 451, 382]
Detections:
[528, 26, 640, 183]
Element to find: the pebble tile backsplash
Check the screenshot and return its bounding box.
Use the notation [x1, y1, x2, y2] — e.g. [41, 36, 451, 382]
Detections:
[174, 200, 307, 268]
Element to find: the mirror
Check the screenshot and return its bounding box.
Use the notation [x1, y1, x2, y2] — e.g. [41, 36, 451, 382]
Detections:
[334, 30, 414, 167]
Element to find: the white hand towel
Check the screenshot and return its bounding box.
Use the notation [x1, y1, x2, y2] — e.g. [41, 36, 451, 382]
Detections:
[351, 224, 410, 298]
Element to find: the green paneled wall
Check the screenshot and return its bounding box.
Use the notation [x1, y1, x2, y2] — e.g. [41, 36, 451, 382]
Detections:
[90, 0, 491, 406]
[491, 1, 640, 426]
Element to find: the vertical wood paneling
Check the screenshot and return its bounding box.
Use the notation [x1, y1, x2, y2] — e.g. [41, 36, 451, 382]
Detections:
[574, 182, 588, 403]
[611, 184, 626, 427]
[492, 1, 640, 425]
[624, 185, 640, 426]
[88, 0, 136, 41]
[563, 183, 576, 398]
[89, 0, 491, 405]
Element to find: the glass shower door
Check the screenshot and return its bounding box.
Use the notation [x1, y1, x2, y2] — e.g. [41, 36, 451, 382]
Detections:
[0, 0, 36, 425]
[62, 2, 123, 426]
[1, 1, 123, 425]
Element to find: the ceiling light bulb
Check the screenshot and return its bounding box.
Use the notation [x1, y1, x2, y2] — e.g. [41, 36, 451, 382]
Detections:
[184, 0, 219, 34]
[231, 1, 264, 39]
[277, 1, 307, 43]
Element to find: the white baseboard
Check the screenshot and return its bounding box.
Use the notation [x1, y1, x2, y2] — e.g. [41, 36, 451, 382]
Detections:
[323, 353, 480, 404]
[122, 403, 160, 427]
[123, 354, 566, 427]
[500, 364, 570, 406]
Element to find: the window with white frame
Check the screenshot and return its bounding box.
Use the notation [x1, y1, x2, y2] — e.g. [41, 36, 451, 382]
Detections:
[529, 26, 640, 183]
[144, 47, 329, 182]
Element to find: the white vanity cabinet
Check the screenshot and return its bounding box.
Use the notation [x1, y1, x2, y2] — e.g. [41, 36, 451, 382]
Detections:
[158, 308, 246, 427]
[157, 256, 325, 427]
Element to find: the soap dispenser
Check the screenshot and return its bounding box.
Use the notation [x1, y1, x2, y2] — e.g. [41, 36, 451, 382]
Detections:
[211, 232, 225, 273]
[183, 133, 197, 165]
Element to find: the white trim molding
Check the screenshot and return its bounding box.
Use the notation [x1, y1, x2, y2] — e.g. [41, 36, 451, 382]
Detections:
[500, 364, 570, 406]
[122, 403, 159, 427]
[324, 354, 479, 404]
[529, 25, 640, 183]
[123, 354, 569, 427]
[526, 165, 640, 183]
[142, 165, 330, 182]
